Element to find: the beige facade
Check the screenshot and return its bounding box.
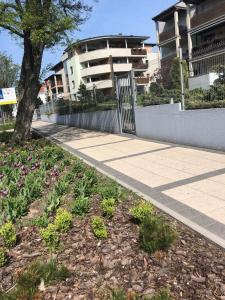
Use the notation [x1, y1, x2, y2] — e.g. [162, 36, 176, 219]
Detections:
[153, 1, 188, 83]
[185, 0, 225, 76]
[45, 62, 70, 101]
[153, 0, 225, 84]
[62, 35, 158, 99]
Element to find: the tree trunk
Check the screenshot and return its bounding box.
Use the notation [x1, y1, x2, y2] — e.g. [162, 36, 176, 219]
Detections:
[12, 35, 44, 141]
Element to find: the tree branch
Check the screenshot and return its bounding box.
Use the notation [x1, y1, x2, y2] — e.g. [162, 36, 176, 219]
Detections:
[0, 23, 24, 38]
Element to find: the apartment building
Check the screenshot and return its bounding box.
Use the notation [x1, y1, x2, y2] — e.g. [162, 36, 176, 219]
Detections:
[44, 62, 70, 101]
[62, 35, 158, 100]
[153, 1, 188, 83]
[185, 0, 225, 89]
[153, 0, 225, 90]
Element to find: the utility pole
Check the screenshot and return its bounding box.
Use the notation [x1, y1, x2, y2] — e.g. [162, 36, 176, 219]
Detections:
[93, 84, 97, 104]
[109, 55, 115, 95]
[179, 47, 185, 110]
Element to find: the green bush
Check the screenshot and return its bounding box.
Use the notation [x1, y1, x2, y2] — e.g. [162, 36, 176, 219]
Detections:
[71, 196, 90, 217]
[0, 248, 8, 267]
[110, 289, 126, 300]
[97, 180, 120, 200]
[71, 161, 86, 175]
[32, 214, 49, 228]
[74, 168, 97, 198]
[0, 222, 17, 248]
[0, 260, 69, 299]
[45, 192, 61, 214]
[130, 201, 153, 222]
[74, 178, 94, 198]
[91, 216, 107, 239]
[101, 198, 116, 218]
[139, 216, 177, 254]
[40, 224, 59, 250]
[54, 208, 72, 233]
[54, 177, 69, 196]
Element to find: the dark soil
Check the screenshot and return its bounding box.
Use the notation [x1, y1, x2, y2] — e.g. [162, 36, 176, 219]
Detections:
[1, 193, 224, 300]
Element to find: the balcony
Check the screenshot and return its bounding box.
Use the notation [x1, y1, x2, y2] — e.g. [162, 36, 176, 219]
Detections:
[192, 38, 225, 58]
[86, 79, 113, 90]
[79, 48, 132, 63]
[135, 77, 149, 85]
[191, 2, 225, 28]
[51, 80, 63, 89]
[131, 48, 147, 56]
[81, 64, 111, 77]
[81, 63, 133, 78]
[132, 63, 148, 70]
[159, 30, 175, 44]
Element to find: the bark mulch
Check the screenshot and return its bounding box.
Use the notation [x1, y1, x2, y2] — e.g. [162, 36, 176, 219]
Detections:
[0, 194, 224, 300]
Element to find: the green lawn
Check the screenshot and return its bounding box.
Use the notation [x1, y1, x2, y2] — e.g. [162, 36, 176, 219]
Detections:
[0, 121, 15, 132]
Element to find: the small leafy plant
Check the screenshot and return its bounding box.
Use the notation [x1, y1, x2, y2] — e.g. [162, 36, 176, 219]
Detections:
[71, 160, 86, 175]
[71, 195, 90, 217]
[40, 224, 59, 250]
[0, 248, 8, 267]
[130, 201, 153, 222]
[0, 260, 69, 299]
[45, 192, 61, 214]
[32, 214, 49, 228]
[54, 177, 69, 196]
[74, 170, 97, 198]
[54, 208, 72, 233]
[139, 216, 177, 254]
[98, 179, 120, 200]
[101, 198, 116, 218]
[91, 216, 107, 239]
[0, 222, 17, 248]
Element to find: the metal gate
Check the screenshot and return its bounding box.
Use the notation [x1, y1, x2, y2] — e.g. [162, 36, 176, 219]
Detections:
[115, 71, 136, 134]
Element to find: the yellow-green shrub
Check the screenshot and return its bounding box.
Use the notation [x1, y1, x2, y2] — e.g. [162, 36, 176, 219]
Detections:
[54, 208, 72, 233]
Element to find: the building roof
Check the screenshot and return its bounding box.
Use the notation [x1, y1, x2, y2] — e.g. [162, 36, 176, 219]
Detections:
[50, 61, 63, 72]
[152, 1, 187, 22]
[64, 35, 152, 52]
[184, 0, 204, 4]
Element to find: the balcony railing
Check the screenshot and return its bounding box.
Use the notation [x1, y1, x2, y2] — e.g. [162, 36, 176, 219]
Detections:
[191, 2, 225, 28]
[131, 48, 147, 56]
[132, 63, 148, 69]
[51, 81, 63, 88]
[135, 77, 149, 84]
[159, 30, 175, 44]
[192, 38, 225, 58]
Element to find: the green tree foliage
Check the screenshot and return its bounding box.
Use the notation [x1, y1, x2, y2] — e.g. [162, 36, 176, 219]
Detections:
[0, 52, 19, 88]
[0, 0, 93, 140]
[170, 58, 188, 90]
[78, 83, 91, 102]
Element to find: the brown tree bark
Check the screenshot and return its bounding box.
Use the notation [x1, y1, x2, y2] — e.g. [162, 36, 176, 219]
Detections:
[12, 34, 44, 141]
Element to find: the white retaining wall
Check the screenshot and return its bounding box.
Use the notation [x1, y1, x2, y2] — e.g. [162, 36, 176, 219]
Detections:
[135, 103, 225, 151]
[41, 110, 119, 134]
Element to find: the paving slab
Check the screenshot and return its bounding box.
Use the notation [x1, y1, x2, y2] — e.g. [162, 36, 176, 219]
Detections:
[32, 121, 225, 249]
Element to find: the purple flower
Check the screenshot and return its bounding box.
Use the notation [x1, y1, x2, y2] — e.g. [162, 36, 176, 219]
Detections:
[0, 189, 9, 197]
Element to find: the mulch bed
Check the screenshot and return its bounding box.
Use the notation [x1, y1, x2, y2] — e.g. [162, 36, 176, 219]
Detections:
[0, 192, 224, 300]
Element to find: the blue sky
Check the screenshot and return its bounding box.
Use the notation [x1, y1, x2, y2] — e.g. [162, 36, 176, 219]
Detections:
[0, 0, 175, 68]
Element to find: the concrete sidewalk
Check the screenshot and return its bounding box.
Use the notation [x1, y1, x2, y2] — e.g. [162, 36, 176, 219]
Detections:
[33, 121, 225, 248]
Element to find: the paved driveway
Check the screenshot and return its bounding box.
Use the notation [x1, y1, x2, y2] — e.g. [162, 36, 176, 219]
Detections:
[33, 121, 225, 248]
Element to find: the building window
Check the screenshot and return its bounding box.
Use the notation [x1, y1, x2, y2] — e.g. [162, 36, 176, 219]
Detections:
[70, 66, 73, 75]
[72, 80, 75, 89]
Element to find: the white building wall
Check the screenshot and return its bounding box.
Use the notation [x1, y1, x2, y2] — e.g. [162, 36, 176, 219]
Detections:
[188, 73, 219, 90]
[135, 103, 225, 151]
[66, 54, 82, 100]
